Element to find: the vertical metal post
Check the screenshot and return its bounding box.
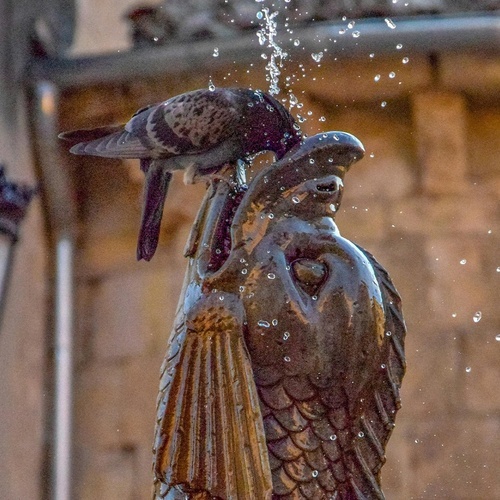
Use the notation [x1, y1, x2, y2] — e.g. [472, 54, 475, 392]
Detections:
[31, 81, 77, 500]
[53, 237, 74, 500]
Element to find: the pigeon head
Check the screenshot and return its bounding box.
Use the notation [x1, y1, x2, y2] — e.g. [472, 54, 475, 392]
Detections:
[239, 89, 301, 160]
[260, 92, 302, 159]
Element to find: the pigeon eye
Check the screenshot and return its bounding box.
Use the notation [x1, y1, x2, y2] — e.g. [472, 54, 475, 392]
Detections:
[316, 181, 338, 193]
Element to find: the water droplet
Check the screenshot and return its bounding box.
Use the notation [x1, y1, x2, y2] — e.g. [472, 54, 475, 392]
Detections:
[292, 196, 300, 204]
[385, 18, 397, 29]
[268, 213, 274, 219]
[414, 438, 420, 444]
[495, 334, 500, 341]
[312, 470, 319, 478]
[460, 259, 467, 265]
[389, 71, 396, 78]
[272, 319, 278, 326]
[369, 53, 375, 58]
[374, 74, 381, 82]
[283, 331, 290, 340]
[267, 272, 276, 280]
[219, 295, 224, 301]
[213, 47, 219, 57]
[312, 295, 318, 301]
[256, 11, 263, 20]
[293, 39, 300, 46]
[451, 312, 457, 318]
[348, 21, 356, 29]
[352, 31, 360, 38]
[311, 51, 324, 62]
[496, 266, 500, 272]
[241, 268, 248, 275]
[309, 158, 315, 164]
[329, 434, 337, 441]
[402, 57, 409, 64]
[465, 366, 472, 373]
[386, 331, 392, 337]
[473, 311, 482, 323]
[258, 320, 270, 328]
[239, 258, 246, 263]
[396, 43, 403, 49]
[208, 80, 215, 91]
[319, 116, 326, 122]
[215, 248, 222, 254]
[381, 364, 386, 369]
[381, 101, 387, 108]
[369, 153, 375, 158]
[284, 355, 291, 362]
[358, 431, 365, 438]
[239, 286, 245, 292]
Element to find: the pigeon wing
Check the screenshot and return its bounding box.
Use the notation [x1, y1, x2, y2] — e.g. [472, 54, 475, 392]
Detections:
[61, 88, 242, 159]
[128, 88, 241, 155]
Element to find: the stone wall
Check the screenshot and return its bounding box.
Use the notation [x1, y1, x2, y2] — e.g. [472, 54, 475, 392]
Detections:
[58, 49, 499, 499]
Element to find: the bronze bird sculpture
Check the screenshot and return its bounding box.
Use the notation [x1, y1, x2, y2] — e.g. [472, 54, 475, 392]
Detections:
[153, 132, 406, 499]
[59, 87, 301, 261]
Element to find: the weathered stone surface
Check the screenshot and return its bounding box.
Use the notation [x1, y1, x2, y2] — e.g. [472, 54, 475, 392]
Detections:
[390, 192, 499, 236]
[74, 356, 161, 450]
[301, 55, 432, 104]
[425, 236, 496, 330]
[407, 417, 500, 499]
[412, 92, 469, 195]
[441, 53, 500, 97]
[75, 448, 136, 500]
[459, 331, 500, 414]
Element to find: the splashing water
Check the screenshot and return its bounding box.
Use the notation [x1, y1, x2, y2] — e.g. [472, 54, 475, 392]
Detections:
[256, 5, 288, 95]
[311, 51, 324, 63]
[385, 18, 397, 29]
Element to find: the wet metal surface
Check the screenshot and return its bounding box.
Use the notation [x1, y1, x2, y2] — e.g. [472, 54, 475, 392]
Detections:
[153, 132, 406, 499]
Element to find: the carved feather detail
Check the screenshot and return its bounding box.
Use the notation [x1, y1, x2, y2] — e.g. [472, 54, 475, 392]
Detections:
[153, 292, 272, 499]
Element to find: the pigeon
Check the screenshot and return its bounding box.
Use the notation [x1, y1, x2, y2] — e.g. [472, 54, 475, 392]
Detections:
[59, 87, 302, 261]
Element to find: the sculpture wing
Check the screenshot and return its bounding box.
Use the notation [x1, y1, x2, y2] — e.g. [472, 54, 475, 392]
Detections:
[355, 245, 407, 443]
[153, 291, 272, 499]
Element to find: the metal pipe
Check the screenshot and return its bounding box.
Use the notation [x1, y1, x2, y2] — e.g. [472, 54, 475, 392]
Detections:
[28, 14, 500, 89]
[53, 237, 74, 500]
[29, 81, 77, 500]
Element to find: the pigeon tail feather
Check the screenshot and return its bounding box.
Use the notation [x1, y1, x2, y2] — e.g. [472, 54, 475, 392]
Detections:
[137, 162, 172, 261]
[69, 130, 152, 159]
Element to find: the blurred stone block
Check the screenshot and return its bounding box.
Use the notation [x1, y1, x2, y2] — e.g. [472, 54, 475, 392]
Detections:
[408, 417, 500, 499]
[441, 53, 500, 97]
[412, 92, 468, 195]
[391, 192, 498, 236]
[459, 331, 500, 413]
[76, 448, 136, 500]
[425, 236, 495, 330]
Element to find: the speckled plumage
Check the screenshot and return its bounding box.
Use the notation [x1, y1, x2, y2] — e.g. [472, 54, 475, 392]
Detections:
[59, 87, 301, 261]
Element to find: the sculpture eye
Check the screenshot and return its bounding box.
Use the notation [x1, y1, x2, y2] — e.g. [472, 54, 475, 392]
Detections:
[290, 258, 328, 296]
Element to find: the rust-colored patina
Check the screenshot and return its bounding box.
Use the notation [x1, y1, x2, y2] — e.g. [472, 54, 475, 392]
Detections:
[152, 132, 406, 499]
